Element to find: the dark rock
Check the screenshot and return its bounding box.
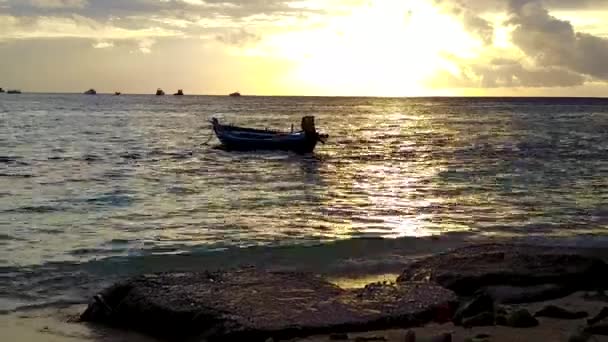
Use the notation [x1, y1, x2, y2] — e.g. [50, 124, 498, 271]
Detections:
[568, 331, 591, 342]
[430, 332, 452, 342]
[481, 284, 574, 304]
[587, 307, 608, 325]
[453, 294, 494, 325]
[475, 334, 491, 339]
[495, 314, 507, 326]
[585, 317, 608, 336]
[80, 269, 456, 341]
[404, 330, 416, 342]
[506, 309, 539, 328]
[462, 311, 495, 328]
[397, 244, 608, 296]
[329, 333, 349, 340]
[353, 337, 386, 342]
[534, 305, 588, 319]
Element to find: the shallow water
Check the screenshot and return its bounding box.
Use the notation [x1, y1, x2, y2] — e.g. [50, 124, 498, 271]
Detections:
[1, 94, 607, 309]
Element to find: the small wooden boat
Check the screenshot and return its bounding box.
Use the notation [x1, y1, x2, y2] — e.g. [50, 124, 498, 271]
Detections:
[174, 89, 184, 96]
[0, 88, 5, 93]
[7, 89, 21, 94]
[84, 89, 97, 95]
[229, 92, 241, 97]
[211, 116, 327, 153]
[156, 88, 165, 96]
[114, 91, 121, 96]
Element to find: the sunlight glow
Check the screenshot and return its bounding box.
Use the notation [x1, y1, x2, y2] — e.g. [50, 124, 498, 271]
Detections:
[245, 0, 482, 96]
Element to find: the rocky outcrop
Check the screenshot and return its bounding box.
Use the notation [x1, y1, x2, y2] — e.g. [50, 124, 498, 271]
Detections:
[397, 244, 608, 296]
[80, 269, 456, 341]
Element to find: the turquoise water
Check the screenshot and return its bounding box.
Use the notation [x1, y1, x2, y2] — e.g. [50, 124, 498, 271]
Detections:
[1, 94, 607, 310]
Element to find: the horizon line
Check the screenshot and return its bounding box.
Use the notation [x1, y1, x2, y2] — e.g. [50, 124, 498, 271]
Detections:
[2, 91, 608, 99]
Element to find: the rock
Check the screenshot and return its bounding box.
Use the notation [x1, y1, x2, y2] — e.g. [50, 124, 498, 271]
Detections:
[534, 305, 588, 319]
[568, 331, 591, 342]
[587, 307, 608, 325]
[506, 309, 539, 328]
[464, 337, 490, 342]
[329, 333, 349, 340]
[481, 284, 574, 304]
[475, 334, 491, 339]
[453, 294, 494, 325]
[404, 330, 416, 342]
[430, 332, 452, 342]
[397, 244, 608, 296]
[354, 337, 386, 342]
[80, 269, 456, 341]
[585, 318, 608, 335]
[462, 311, 495, 327]
[495, 314, 507, 326]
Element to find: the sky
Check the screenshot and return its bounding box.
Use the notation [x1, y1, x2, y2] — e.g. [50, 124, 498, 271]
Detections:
[1, 0, 608, 96]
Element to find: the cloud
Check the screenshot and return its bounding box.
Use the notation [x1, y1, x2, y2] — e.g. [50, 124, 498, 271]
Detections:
[508, 0, 608, 80]
[28, 0, 88, 9]
[430, 0, 608, 89]
[216, 29, 261, 46]
[137, 38, 155, 54]
[92, 40, 112, 48]
[429, 55, 586, 88]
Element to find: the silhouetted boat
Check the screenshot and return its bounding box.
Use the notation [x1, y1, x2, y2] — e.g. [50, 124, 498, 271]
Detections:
[211, 116, 327, 153]
[0, 88, 5, 93]
[7, 89, 21, 94]
[174, 89, 184, 96]
[229, 92, 241, 97]
[156, 88, 165, 96]
[114, 91, 121, 96]
[84, 89, 97, 95]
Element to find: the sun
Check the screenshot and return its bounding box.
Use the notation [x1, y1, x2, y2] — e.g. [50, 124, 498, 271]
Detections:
[245, 0, 481, 96]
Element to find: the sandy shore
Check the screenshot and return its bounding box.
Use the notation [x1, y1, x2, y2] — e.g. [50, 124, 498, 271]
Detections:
[0, 305, 157, 342]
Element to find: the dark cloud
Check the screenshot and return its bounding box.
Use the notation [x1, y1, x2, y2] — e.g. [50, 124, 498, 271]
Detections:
[435, 0, 608, 13]
[429, 55, 586, 88]
[432, 0, 608, 88]
[508, 0, 608, 80]
[3, 0, 317, 20]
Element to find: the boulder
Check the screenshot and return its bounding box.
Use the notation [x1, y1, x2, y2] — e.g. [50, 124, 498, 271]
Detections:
[505, 309, 539, 328]
[404, 330, 416, 342]
[462, 311, 495, 328]
[585, 320, 608, 335]
[430, 332, 452, 342]
[397, 244, 608, 296]
[534, 305, 588, 320]
[588, 307, 608, 326]
[481, 284, 574, 304]
[81, 269, 456, 341]
[453, 294, 494, 325]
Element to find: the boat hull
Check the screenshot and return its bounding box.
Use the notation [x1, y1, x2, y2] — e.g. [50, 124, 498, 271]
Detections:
[212, 123, 318, 153]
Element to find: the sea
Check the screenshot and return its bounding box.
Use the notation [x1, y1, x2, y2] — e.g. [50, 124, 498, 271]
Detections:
[1, 94, 607, 312]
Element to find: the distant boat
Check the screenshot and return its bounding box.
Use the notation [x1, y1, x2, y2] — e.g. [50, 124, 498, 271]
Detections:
[114, 92, 121, 96]
[156, 88, 165, 96]
[84, 89, 97, 95]
[211, 116, 328, 154]
[7, 89, 21, 94]
[229, 92, 241, 97]
[174, 89, 184, 96]
[0, 88, 5, 93]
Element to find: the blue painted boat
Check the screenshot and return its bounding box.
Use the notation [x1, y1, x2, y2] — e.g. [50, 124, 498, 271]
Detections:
[211, 116, 327, 153]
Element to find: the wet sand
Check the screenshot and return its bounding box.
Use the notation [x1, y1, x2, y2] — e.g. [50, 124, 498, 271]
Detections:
[0, 305, 157, 342]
